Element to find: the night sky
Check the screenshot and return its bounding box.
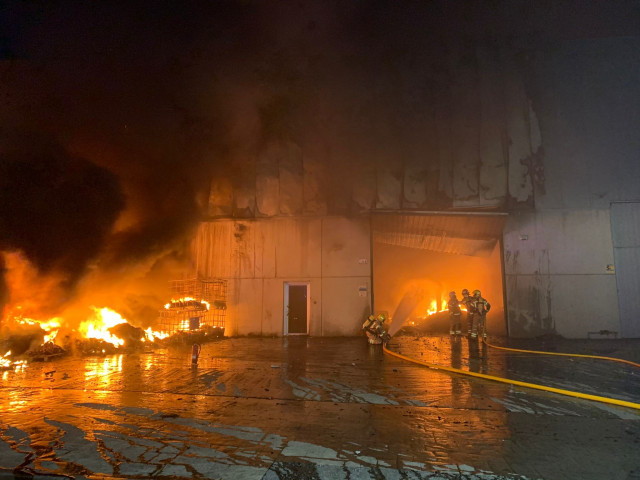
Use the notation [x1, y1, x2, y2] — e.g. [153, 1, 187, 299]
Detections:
[1, 1, 638, 309]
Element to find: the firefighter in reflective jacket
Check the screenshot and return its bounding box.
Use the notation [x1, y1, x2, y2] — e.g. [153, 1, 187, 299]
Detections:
[460, 289, 476, 336]
[448, 291, 462, 335]
[471, 290, 491, 339]
[362, 314, 389, 345]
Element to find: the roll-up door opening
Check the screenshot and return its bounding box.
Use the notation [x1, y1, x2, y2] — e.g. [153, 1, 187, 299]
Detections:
[372, 213, 507, 336]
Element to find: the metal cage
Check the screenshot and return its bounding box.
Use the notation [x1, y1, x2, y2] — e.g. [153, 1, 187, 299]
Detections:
[158, 278, 227, 335]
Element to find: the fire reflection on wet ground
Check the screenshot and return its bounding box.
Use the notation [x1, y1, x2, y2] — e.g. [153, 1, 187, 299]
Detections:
[0, 336, 638, 479]
[390, 335, 640, 405]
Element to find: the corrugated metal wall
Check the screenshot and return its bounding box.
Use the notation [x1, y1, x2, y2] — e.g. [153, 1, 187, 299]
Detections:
[372, 214, 506, 257]
[191, 217, 371, 336]
[611, 202, 640, 338]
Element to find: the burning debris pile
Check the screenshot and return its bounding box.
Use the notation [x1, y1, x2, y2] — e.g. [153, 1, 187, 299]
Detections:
[0, 277, 228, 370]
[396, 298, 454, 335]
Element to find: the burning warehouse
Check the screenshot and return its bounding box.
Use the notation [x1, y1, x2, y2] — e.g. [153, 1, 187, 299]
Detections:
[194, 56, 639, 341]
[0, 3, 639, 479]
[1, 0, 639, 358]
[190, 210, 507, 337]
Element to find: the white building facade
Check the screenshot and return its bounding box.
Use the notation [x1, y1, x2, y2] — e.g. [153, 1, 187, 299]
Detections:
[195, 35, 640, 338]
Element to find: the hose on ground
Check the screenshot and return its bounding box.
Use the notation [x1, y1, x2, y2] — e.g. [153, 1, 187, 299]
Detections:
[382, 343, 640, 411]
[481, 339, 640, 369]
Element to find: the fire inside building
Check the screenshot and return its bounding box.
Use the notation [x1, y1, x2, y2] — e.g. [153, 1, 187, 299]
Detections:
[2, 22, 638, 345]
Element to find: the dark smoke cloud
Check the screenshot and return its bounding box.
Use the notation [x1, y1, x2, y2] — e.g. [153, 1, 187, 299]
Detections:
[0, 2, 256, 274]
[0, 135, 124, 286]
[1, 0, 637, 312]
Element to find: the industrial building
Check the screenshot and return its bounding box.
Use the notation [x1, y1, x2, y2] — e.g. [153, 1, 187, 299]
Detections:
[189, 35, 639, 339]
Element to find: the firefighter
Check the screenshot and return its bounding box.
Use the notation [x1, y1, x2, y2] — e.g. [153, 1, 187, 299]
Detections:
[460, 288, 476, 337]
[471, 289, 491, 339]
[362, 315, 377, 343]
[362, 313, 389, 345]
[448, 291, 462, 335]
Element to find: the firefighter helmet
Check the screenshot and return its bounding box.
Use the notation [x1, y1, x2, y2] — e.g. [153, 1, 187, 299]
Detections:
[462, 289, 469, 295]
[378, 313, 387, 322]
[473, 289, 481, 297]
[449, 291, 456, 297]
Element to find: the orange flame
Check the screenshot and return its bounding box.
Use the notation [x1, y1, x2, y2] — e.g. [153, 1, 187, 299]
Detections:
[144, 327, 169, 342]
[164, 297, 210, 310]
[78, 307, 126, 347]
[424, 298, 450, 317]
[0, 351, 27, 370]
[1, 351, 12, 368]
[426, 300, 438, 316]
[16, 317, 62, 344]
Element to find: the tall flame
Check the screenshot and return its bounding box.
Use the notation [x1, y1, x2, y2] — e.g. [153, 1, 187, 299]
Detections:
[427, 300, 438, 316]
[423, 298, 450, 318]
[78, 307, 126, 347]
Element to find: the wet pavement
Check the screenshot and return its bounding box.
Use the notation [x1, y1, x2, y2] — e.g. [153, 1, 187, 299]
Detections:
[0, 335, 639, 480]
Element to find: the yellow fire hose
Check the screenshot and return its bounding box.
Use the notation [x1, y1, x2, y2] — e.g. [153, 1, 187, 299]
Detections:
[482, 339, 640, 369]
[382, 343, 640, 411]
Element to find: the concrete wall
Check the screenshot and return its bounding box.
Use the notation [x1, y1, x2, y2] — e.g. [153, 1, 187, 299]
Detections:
[201, 36, 640, 339]
[503, 36, 640, 338]
[503, 210, 619, 338]
[530, 37, 640, 211]
[206, 43, 544, 219]
[192, 217, 371, 336]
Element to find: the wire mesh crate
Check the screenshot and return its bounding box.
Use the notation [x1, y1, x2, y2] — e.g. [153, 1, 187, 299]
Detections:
[159, 278, 227, 334]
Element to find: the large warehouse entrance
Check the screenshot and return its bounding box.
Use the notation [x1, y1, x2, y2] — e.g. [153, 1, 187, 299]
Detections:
[372, 213, 507, 336]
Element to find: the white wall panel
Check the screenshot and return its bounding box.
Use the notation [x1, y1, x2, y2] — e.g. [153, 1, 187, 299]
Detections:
[233, 279, 263, 336]
[261, 278, 284, 336]
[321, 277, 371, 336]
[504, 210, 619, 338]
[321, 217, 370, 278]
[550, 275, 620, 338]
[611, 202, 640, 337]
[275, 218, 322, 278]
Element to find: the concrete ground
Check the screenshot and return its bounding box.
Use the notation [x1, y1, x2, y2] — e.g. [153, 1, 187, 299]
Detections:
[0, 335, 639, 480]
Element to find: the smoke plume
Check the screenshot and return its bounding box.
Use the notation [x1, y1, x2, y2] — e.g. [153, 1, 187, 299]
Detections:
[1, 1, 636, 324]
[0, 135, 124, 287]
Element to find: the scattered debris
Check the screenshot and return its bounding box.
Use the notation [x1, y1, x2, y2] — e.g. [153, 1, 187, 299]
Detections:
[108, 323, 145, 344]
[27, 342, 67, 362]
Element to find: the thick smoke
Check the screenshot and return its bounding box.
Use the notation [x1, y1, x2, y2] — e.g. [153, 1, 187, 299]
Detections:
[0, 135, 124, 286]
[1, 1, 637, 322]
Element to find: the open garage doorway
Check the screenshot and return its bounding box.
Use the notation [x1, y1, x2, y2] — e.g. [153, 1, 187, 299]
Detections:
[372, 213, 507, 336]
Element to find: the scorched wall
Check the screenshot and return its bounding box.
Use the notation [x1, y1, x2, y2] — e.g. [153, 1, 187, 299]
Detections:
[191, 217, 372, 336]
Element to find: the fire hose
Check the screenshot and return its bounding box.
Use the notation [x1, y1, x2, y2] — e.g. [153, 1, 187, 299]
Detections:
[382, 341, 640, 411]
[481, 339, 640, 369]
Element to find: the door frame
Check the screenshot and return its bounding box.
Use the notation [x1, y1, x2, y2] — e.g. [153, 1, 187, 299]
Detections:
[283, 282, 310, 335]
